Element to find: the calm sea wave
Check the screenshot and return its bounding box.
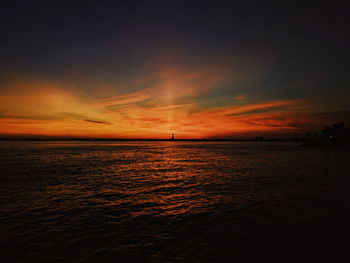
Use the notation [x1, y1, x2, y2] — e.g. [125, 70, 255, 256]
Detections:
[0, 141, 349, 262]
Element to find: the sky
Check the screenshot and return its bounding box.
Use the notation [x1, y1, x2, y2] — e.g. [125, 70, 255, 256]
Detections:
[0, 0, 349, 138]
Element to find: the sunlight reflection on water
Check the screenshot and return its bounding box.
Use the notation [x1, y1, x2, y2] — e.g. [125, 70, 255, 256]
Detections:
[0, 141, 349, 262]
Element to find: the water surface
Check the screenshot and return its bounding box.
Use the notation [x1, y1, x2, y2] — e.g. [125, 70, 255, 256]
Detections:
[0, 141, 349, 262]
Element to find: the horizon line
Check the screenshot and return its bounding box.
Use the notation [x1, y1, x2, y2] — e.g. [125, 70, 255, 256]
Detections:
[0, 137, 301, 142]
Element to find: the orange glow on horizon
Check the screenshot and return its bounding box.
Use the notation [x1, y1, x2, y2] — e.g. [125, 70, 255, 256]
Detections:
[0, 76, 325, 139]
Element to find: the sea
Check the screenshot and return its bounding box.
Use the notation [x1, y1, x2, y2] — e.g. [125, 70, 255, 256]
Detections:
[0, 141, 349, 262]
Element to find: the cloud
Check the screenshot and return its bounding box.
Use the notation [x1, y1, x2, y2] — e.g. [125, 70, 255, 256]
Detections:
[99, 66, 232, 107]
[0, 72, 330, 138]
[163, 99, 313, 137]
[84, 119, 111, 125]
[0, 80, 122, 137]
[0, 80, 109, 122]
[234, 94, 247, 100]
[100, 89, 151, 108]
[190, 99, 303, 118]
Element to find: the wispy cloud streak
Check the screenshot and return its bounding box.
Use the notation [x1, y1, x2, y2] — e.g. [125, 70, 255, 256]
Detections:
[0, 70, 333, 138]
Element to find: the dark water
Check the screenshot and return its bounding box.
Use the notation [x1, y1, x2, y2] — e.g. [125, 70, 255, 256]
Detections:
[0, 141, 349, 262]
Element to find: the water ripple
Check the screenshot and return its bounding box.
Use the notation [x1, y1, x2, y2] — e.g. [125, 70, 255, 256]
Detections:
[0, 141, 349, 262]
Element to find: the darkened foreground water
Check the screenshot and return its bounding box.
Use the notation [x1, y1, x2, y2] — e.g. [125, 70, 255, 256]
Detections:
[0, 141, 349, 262]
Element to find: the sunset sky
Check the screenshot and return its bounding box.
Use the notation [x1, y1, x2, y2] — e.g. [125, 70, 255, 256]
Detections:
[1, 1, 349, 138]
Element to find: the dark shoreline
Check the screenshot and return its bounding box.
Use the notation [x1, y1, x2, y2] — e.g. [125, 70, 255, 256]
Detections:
[0, 138, 301, 142]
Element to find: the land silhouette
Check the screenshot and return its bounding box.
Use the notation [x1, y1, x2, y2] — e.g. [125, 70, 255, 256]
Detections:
[1, 122, 350, 149]
[302, 122, 350, 148]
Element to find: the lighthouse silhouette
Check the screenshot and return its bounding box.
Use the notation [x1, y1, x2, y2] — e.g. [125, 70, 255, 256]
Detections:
[171, 133, 175, 140]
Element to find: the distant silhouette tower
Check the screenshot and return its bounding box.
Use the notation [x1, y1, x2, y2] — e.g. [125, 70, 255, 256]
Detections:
[171, 133, 175, 140]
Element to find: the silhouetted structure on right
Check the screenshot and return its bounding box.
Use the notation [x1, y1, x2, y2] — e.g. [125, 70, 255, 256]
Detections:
[321, 122, 350, 147]
[303, 122, 350, 147]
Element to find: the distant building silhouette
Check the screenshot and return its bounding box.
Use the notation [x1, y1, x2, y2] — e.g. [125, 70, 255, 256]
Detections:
[303, 122, 350, 147]
[321, 122, 350, 147]
[171, 133, 175, 140]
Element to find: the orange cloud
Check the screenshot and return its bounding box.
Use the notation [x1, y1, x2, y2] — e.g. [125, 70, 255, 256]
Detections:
[146, 99, 314, 138]
[234, 94, 247, 101]
[0, 75, 322, 139]
[192, 99, 304, 118]
[100, 89, 151, 108]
